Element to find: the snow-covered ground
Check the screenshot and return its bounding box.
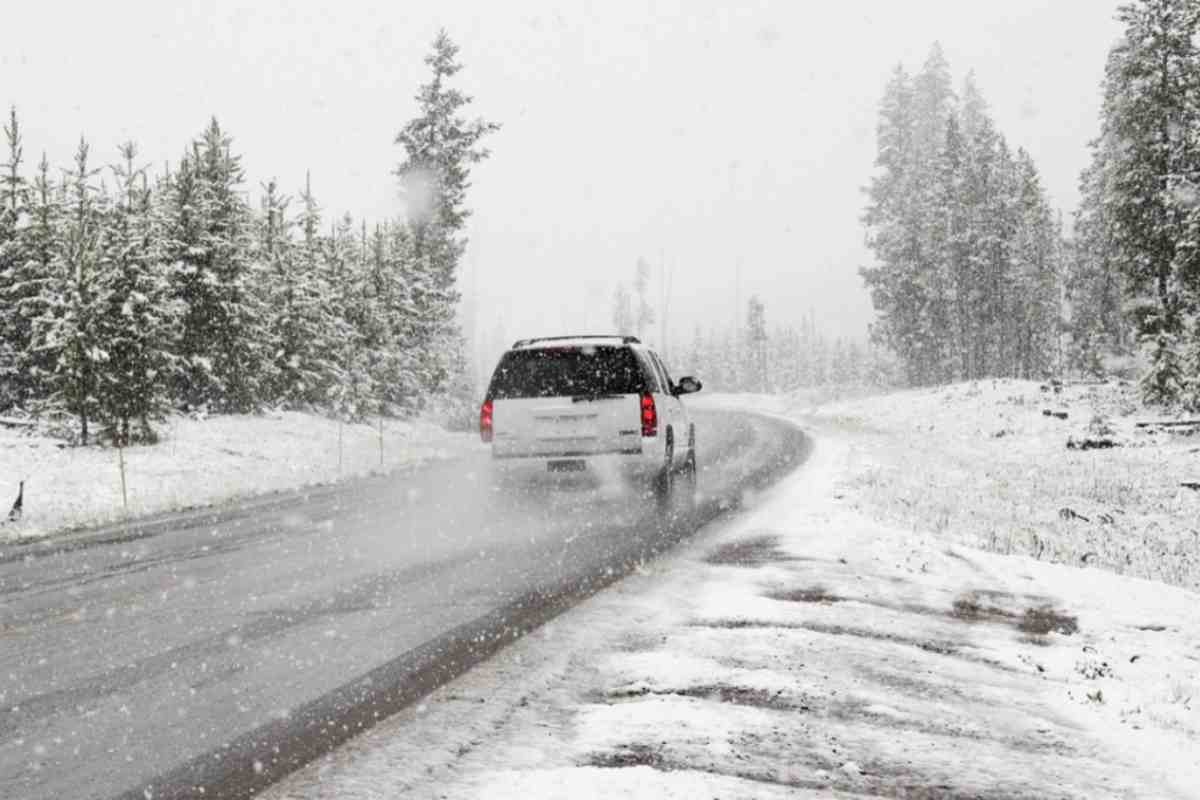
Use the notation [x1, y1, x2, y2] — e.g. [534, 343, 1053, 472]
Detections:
[0, 411, 470, 542]
[806, 379, 1200, 592]
[261, 388, 1200, 799]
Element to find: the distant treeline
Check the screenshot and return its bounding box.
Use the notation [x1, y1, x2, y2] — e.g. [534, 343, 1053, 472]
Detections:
[681, 299, 893, 394]
[866, 1, 1200, 409]
[0, 31, 496, 444]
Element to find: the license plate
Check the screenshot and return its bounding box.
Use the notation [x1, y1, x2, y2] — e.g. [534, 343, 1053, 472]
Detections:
[547, 459, 586, 472]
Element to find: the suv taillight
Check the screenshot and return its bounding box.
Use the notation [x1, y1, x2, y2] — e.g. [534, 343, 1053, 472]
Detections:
[640, 392, 657, 437]
[480, 399, 494, 443]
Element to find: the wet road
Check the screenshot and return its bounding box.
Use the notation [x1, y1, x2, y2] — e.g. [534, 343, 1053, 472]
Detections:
[0, 409, 808, 800]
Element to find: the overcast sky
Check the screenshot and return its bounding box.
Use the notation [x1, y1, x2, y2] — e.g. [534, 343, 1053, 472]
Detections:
[4, 0, 1124, 367]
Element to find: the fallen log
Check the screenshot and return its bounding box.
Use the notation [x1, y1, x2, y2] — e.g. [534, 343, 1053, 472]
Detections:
[1042, 409, 1069, 420]
[0, 417, 35, 429]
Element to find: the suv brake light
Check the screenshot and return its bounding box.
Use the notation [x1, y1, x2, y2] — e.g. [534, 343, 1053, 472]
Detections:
[640, 392, 657, 437]
[480, 399, 494, 443]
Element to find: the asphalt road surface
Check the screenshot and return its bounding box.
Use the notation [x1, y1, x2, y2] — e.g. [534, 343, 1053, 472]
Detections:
[0, 409, 809, 800]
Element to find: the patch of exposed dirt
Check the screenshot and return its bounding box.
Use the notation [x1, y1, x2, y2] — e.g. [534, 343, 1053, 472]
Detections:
[767, 585, 843, 603]
[605, 682, 809, 712]
[696, 618, 962, 657]
[802, 621, 962, 657]
[586, 744, 669, 769]
[695, 619, 1031, 677]
[1018, 606, 1078, 636]
[586, 743, 1047, 799]
[950, 596, 1020, 624]
[603, 680, 1069, 760]
[766, 586, 1076, 642]
[703, 533, 807, 566]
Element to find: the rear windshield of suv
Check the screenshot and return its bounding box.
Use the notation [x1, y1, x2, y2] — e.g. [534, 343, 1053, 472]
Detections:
[487, 346, 648, 399]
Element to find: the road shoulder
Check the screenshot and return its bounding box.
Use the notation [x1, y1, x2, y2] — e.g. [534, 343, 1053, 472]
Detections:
[264, 416, 1200, 799]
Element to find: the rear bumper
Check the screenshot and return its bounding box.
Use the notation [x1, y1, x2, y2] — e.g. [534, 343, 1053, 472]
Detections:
[492, 446, 643, 459]
[489, 439, 663, 476]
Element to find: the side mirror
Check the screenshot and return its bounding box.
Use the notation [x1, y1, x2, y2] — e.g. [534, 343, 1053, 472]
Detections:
[675, 376, 702, 395]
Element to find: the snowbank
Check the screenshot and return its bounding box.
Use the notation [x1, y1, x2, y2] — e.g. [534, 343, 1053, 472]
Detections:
[0, 411, 470, 542]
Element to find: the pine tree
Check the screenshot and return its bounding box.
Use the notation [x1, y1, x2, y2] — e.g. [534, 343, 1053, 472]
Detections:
[394, 30, 499, 399]
[5, 154, 61, 408]
[1098, 0, 1200, 403]
[327, 211, 376, 419]
[860, 64, 918, 381]
[93, 143, 178, 443]
[1010, 150, 1061, 379]
[262, 175, 341, 409]
[167, 119, 270, 411]
[0, 107, 29, 409]
[1071, 126, 1129, 376]
[32, 140, 106, 443]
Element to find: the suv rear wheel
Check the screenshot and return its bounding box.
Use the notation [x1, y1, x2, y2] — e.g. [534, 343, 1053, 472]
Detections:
[652, 433, 675, 510]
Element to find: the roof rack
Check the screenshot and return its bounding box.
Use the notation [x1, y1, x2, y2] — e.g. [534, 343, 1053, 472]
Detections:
[511, 335, 641, 349]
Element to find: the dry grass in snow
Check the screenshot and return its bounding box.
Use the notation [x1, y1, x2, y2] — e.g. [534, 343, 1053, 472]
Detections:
[0, 411, 470, 542]
[804, 379, 1200, 592]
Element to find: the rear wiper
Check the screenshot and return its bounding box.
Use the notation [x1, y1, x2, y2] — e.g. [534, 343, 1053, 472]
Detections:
[571, 393, 623, 402]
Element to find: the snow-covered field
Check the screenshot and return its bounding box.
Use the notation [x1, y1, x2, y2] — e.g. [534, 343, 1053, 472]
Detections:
[806, 379, 1200, 592]
[261, 387, 1200, 799]
[0, 411, 470, 542]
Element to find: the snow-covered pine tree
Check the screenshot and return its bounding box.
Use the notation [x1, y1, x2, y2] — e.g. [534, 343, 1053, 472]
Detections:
[394, 30, 499, 400]
[364, 221, 408, 412]
[262, 175, 339, 409]
[1097, 0, 1200, 404]
[93, 143, 178, 444]
[860, 64, 916, 381]
[326, 211, 376, 420]
[166, 119, 270, 412]
[258, 178, 292, 404]
[31, 139, 107, 443]
[910, 44, 957, 383]
[195, 119, 270, 412]
[0, 107, 29, 409]
[958, 74, 1002, 379]
[1070, 121, 1129, 376]
[1010, 149, 1061, 379]
[161, 142, 208, 408]
[5, 154, 62, 408]
[861, 44, 957, 386]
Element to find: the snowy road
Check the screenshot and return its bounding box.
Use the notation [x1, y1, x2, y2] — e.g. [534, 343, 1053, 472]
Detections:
[0, 409, 808, 800]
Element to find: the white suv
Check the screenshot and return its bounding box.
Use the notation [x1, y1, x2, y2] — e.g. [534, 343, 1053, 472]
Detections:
[480, 336, 701, 505]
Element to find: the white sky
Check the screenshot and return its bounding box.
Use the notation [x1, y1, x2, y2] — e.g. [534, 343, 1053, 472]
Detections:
[4, 0, 1123, 364]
